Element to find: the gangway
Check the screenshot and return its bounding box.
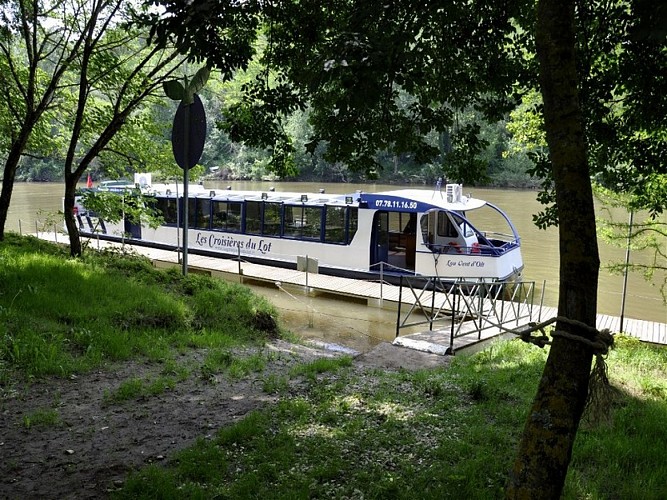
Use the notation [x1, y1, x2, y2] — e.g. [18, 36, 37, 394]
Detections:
[394, 276, 543, 354]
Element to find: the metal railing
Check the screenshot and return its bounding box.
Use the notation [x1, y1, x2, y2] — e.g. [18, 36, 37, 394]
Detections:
[395, 275, 543, 353]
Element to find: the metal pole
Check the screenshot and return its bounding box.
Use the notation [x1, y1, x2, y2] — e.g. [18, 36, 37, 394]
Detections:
[175, 179, 181, 263]
[121, 194, 125, 248]
[183, 165, 189, 276]
[237, 246, 242, 282]
[429, 277, 436, 331]
[19, 220, 22, 236]
[35, 221, 38, 238]
[380, 261, 384, 303]
[181, 101, 191, 276]
[53, 224, 57, 244]
[395, 276, 403, 338]
[538, 279, 546, 322]
[305, 254, 309, 291]
[620, 210, 634, 333]
[449, 286, 458, 353]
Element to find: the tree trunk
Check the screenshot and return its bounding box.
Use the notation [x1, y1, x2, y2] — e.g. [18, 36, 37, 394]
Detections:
[0, 131, 32, 241]
[64, 173, 83, 257]
[506, 0, 601, 498]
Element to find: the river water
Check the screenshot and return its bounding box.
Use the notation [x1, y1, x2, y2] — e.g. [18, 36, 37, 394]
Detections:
[5, 181, 665, 350]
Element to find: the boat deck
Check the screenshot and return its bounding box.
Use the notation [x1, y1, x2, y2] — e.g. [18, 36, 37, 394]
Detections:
[36, 233, 667, 354]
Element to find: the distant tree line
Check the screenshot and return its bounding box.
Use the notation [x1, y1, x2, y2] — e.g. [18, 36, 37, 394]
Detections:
[13, 90, 542, 188]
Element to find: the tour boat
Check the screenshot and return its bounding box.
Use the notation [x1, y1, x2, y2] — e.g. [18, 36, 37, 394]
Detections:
[73, 179, 523, 283]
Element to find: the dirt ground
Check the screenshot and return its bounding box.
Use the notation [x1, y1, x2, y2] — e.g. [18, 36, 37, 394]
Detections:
[0, 340, 449, 499]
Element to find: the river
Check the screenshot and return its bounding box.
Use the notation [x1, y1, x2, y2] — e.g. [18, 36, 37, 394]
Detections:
[4, 181, 665, 350]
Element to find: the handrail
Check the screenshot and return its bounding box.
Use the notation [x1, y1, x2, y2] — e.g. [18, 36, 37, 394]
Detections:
[395, 276, 538, 353]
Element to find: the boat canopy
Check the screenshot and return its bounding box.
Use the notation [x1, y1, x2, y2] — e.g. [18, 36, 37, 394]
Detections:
[358, 189, 487, 213]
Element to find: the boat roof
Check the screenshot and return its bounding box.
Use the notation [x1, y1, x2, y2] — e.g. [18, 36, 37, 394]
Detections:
[149, 185, 487, 212]
[365, 189, 487, 211]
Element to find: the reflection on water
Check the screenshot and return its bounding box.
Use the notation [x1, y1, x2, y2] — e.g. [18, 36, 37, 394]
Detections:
[6, 181, 666, 331]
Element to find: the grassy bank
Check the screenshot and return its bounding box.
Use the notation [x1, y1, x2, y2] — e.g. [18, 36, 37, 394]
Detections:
[0, 233, 280, 383]
[2, 234, 666, 498]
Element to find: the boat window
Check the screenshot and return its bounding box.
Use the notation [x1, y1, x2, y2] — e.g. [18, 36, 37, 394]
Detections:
[194, 198, 211, 229]
[245, 201, 261, 234]
[187, 198, 197, 227]
[262, 202, 281, 236]
[211, 201, 242, 232]
[420, 214, 429, 244]
[227, 202, 242, 232]
[155, 197, 178, 225]
[450, 212, 474, 238]
[437, 211, 459, 238]
[325, 206, 346, 244]
[347, 208, 358, 243]
[284, 205, 322, 240]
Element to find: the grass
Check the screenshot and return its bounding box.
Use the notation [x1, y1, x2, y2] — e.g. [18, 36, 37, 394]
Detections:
[3, 234, 667, 498]
[103, 375, 179, 404]
[0, 233, 280, 383]
[22, 407, 61, 429]
[116, 339, 667, 500]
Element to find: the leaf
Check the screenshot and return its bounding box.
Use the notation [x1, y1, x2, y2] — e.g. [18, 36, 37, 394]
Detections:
[187, 66, 211, 95]
[163, 80, 185, 101]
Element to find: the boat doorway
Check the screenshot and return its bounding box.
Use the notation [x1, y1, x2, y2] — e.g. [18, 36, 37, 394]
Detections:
[370, 211, 416, 272]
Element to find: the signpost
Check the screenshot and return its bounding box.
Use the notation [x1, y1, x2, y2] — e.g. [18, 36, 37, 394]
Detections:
[164, 67, 210, 275]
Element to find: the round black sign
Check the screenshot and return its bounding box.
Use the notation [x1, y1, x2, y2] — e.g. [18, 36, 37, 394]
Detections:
[171, 94, 206, 170]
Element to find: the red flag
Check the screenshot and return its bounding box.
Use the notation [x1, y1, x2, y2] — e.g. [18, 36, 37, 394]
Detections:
[86, 173, 93, 188]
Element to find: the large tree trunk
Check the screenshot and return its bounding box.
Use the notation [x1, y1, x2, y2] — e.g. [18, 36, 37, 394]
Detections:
[0, 131, 32, 241]
[506, 0, 601, 497]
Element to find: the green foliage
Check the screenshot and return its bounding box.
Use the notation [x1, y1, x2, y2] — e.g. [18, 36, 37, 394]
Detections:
[80, 190, 164, 229]
[143, 0, 520, 179]
[163, 66, 210, 105]
[595, 183, 667, 303]
[0, 234, 281, 379]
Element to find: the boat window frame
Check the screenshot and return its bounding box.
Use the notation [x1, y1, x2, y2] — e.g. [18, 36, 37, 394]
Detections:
[324, 205, 347, 244]
[244, 200, 262, 235]
[154, 195, 179, 225]
[211, 199, 243, 233]
[165, 193, 359, 246]
[283, 204, 323, 241]
[262, 202, 282, 236]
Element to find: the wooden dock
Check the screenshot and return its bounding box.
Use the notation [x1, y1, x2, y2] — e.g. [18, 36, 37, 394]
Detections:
[36, 233, 667, 353]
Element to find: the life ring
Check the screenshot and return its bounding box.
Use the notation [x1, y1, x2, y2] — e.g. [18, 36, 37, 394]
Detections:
[447, 241, 463, 254]
[73, 206, 79, 216]
[471, 242, 481, 254]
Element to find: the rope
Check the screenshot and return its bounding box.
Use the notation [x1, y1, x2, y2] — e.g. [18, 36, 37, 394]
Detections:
[515, 315, 616, 425]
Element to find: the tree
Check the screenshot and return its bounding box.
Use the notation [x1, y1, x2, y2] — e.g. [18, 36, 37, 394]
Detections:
[142, 0, 664, 496]
[0, 0, 89, 240]
[596, 178, 667, 304]
[504, 1, 602, 495]
[56, 2, 185, 256]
